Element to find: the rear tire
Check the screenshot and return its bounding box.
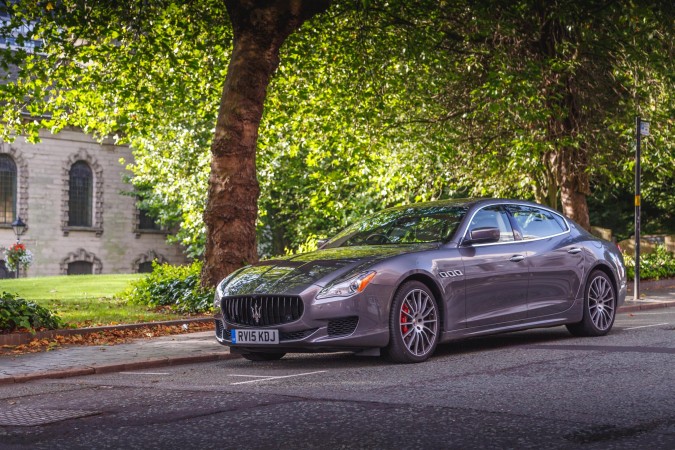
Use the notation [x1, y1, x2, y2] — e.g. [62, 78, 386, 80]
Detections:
[385, 281, 439, 363]
[241, 352, 286, 362]
[566, 270, 616, 337]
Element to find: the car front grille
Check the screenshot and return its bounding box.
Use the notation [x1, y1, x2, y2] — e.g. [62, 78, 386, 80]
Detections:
[221, 295, 304, 327]
[327, 316, 359, 337]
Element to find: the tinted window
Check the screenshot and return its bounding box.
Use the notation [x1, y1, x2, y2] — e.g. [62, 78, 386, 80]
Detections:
[326, 205, 468, 247]
[0, 155, 16, 224]
[138, 209, 161, 231]
[467, 206, 515, 243]
[68, 161, 93, 227]
[506, 205, 566, 239]
[138, 261, 154, 273]
[67, 261, 93, 275]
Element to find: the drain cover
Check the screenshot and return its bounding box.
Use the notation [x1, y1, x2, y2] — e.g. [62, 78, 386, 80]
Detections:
[0, 408, 100, 426]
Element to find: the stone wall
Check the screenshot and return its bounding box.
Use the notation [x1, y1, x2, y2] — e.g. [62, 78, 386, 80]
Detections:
[0, 129, 189, 277]
[618, 235, 675, 255]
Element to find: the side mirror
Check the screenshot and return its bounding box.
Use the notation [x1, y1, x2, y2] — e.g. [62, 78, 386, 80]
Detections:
[317, 238, 329, 249]
[464, 227, 500, 245]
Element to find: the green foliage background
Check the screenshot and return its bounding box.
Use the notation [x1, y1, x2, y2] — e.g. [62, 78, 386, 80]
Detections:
[623, 246, 675, 281]
[121, 261, 214, 313]
[0, 0, 672, 257]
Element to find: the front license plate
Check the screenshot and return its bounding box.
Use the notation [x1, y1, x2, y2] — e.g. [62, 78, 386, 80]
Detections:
[231, 329, 279, 345]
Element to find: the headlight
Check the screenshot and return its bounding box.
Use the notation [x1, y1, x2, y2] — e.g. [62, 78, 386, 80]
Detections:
[316, 271, 376, 299]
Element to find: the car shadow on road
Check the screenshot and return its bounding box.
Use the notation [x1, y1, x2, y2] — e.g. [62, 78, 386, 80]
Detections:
[225, 327, 576, 370]
[433, 327, 575, 358]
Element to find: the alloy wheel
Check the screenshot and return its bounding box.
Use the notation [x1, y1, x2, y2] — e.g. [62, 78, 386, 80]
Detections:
[588, 275, 615, 331]
[399, 288, 438, 357]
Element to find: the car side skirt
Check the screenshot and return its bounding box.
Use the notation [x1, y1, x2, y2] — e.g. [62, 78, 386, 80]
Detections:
[439, 298, 584, 343]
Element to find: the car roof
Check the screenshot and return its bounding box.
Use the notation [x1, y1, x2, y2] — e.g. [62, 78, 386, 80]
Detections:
[381, 198, 544, 211]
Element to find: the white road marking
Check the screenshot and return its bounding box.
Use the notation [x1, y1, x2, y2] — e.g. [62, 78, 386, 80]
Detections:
[120, 372, 170, 375]
[230, 374, 278, 378]
[623, 323, 669, 330]
[230, 370, 327, 385]
[620, 312, 673, 315]
[628, 299, 673, 303]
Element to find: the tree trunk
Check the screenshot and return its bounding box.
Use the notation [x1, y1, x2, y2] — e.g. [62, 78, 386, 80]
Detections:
[558, 144, 591, 230]
[560, 178, 590, 229]
[202, 0, 330, 287]
[537, 13, 591, 230]
[547, 138, 591, 230]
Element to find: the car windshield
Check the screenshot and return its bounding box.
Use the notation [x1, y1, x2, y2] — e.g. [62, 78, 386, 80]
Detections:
[325, 205, 468, 247]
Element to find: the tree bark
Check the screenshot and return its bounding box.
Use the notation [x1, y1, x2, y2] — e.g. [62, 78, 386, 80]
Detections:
[539, 14, 591, 230]
[560, 176, 590, 229]
[202, 0, 330, 287]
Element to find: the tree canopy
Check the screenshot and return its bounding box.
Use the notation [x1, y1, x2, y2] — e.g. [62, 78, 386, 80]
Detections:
[0, 0, 672, 282]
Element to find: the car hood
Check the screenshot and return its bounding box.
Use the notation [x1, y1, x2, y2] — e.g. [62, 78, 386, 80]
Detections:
[218, 244, 436, 296]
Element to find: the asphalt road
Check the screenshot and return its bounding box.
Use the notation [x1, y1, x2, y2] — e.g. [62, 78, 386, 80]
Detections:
[0, 309, 673, 449]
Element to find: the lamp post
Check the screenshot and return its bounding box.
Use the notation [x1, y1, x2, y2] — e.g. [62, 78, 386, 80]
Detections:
[11, 217, 26, 243]
[10, 217, 26, 278]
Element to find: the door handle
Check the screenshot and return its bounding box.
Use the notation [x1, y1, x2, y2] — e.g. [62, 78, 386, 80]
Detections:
[567, 247, 582, 254]
[510, 255, 526, 262]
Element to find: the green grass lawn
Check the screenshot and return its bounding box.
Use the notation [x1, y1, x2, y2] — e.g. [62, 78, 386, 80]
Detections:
[0, 274, 187, 328]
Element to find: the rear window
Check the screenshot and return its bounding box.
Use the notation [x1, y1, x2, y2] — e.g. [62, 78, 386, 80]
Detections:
[506, 205, 567, 239]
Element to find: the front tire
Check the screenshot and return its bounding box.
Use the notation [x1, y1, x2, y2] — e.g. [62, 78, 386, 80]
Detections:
[566, 270, 616, 337]
[385, 281, 440, 363]
[241, 352, 286, 362]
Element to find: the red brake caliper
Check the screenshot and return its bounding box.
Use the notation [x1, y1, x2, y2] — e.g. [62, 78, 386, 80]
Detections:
[401, 304, 410, 333]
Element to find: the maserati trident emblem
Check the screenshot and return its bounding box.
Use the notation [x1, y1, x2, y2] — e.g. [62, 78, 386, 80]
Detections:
[251, 303, 262, 325]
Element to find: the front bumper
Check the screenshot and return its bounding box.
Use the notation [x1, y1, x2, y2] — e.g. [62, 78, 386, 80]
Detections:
[214, 285, 393, 352]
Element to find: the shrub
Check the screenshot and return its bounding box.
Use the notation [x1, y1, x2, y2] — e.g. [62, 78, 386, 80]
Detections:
[623, 245, 675, 281]
[122, 261, 214, 313]
[0, 291, 64, 333]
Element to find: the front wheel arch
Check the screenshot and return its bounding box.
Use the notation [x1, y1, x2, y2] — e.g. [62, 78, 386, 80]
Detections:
[567, 269, 617, 337]
[392, 273, 445, 332]
[584, 262, 619, 302]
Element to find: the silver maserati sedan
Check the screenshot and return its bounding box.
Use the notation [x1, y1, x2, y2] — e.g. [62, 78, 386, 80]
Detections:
[214, 199, 626, 363]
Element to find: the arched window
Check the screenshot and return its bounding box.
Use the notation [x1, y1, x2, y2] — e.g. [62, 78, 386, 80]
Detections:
[0, 155, 17, 224]
[138, 261, 154, 273]
[60, 248, 102, 275]
[67, 261, 93, 275]
[68, 161, 93, 227]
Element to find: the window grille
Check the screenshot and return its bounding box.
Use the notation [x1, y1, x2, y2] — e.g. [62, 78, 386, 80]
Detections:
[67, 261, 93, 275]
[0, 155, 16, 224]
[68, 161, 93, 227]
[138, 261, 154, 273]
[138, 208, 161, 231]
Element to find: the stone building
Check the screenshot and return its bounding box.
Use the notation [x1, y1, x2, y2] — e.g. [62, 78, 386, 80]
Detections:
[0, 128, 189, 278]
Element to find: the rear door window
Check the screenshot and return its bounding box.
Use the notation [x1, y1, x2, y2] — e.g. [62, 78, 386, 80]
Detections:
[506, 205, 567, 240]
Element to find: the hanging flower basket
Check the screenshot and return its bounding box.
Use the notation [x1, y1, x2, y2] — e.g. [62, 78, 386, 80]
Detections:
[4, 243, 33, 272]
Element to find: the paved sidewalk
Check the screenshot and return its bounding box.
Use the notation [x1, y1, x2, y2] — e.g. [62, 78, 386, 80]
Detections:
[0, 331, 236, 385]
[1, 282, 673, 385]
[624, 278, 675, 311]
